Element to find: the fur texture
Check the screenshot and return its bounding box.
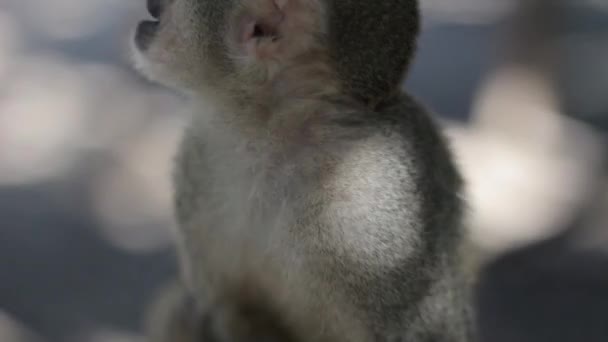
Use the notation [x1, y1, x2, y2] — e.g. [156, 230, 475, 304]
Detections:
[132, 0, 474, 340]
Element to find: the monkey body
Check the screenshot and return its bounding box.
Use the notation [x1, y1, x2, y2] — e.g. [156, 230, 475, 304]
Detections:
[171, 93, 471, 341]
[133, 0, 474, 340]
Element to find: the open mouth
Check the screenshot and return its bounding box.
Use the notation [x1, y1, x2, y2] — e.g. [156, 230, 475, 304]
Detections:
[135, 0, 162, 51]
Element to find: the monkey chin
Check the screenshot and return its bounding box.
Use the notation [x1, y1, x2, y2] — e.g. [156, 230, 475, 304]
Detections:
[130, 26, 161, 79]
[129, 32, 191, 93]
[130, 38, 159, 82]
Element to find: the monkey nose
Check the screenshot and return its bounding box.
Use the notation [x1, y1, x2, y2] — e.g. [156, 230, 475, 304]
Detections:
[147, 0, 162, 19]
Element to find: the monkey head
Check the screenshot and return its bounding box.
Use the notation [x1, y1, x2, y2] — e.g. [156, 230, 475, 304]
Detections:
[133, 0, 419, 106]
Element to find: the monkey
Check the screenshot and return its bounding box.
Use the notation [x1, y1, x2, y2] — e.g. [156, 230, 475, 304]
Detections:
[132, 0, 475, 341]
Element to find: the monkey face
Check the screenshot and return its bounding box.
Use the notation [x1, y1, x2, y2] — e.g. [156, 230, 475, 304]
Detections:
[132, 0, 236, 92]
[132, 0, 420, 105]
[132, 0, 328, 97]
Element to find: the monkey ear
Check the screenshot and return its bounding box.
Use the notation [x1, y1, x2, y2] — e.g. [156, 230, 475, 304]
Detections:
[231, 0, 316, 62]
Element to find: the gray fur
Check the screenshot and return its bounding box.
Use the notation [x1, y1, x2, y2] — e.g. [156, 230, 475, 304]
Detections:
[132, 0, 474, 341]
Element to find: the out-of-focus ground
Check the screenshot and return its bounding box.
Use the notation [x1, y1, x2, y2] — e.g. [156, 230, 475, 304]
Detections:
[0, 0, 606, 341]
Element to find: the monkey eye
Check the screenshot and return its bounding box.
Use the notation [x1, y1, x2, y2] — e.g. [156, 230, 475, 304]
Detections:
[253, 24, 265, 38]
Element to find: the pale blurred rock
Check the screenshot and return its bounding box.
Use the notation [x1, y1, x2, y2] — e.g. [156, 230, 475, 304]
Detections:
[74, 63, 183, 150]
[6, 0, 140, 41]
[0, 55, 90, 185]
[0, 10, 22, 82]
[91, 116, 185, 254]
[449, 66, 605, 253]
[0, 311, 43, 342]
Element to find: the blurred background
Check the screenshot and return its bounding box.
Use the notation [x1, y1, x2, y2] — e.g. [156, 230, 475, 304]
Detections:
[0, 0, 606, 341]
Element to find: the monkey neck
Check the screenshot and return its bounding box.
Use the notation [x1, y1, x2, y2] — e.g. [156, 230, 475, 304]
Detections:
[198, 53, 355, 143]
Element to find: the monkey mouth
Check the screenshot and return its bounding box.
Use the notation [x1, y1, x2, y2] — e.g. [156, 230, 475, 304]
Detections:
[135, 0, 162, 51]
[135, 20, 160, 51]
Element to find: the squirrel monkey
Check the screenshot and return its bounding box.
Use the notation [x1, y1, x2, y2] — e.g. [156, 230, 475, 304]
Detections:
[132, 0, 474, 340]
